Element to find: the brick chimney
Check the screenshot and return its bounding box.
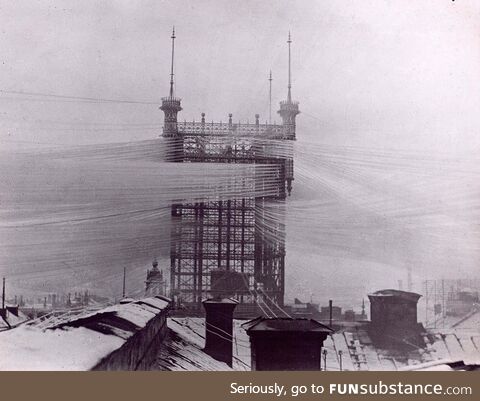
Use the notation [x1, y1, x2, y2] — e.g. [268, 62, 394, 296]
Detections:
[202, 298, 238, 367]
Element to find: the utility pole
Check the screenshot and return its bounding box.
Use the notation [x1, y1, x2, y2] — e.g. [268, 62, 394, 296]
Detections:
[425, 280, 428, 327]
[407, 265, 412, 291]
[434, 280, 437, 329]
[269, 70, 272, 124]
[2, 277, 5, 310]
[442, 279, 445, 329]
[122, 267, 126, 298]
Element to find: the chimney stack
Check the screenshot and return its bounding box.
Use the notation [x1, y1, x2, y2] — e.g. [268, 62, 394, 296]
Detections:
[368, 289, 423, 348]
[202, 298, 238, 367]
[243, 318, 333, 371]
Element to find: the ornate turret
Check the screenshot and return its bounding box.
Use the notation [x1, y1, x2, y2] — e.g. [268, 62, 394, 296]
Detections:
[278, 32, 300, 140]
[160, 27, 182, 137]
[160, 27, 183, 161]
[161, 96, 182, 137]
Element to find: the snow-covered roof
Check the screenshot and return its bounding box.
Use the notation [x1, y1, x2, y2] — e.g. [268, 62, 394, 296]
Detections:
[0, 296, 171, 371]
[0, 318, 10, 331]
[0, 307, 29, 331]
[368, 289, 421, 302]
[399, 358, 480, 371]
[151, 317, 250, 371]
[160, 317, 480, 372]
[318, 320, 480, 371]
[242, 317, 333, 333]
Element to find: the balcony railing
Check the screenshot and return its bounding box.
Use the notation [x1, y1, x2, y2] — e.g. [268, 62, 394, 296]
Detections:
[176, 121, 288, 138]
[161, 96, 181, 103]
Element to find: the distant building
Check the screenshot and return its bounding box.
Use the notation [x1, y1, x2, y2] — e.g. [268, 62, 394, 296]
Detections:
[319, 305, 342, 321]
[446, 288, 479, 317]
[285, 298, 368, 323]
[146, 258, 166, 297]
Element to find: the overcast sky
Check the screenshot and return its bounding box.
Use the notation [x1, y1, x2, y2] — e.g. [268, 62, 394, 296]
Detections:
[1, 0, 479, 153]
[1, 1, 479, 305]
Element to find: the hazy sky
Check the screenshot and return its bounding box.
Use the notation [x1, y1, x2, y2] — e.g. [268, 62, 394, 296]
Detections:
[1, 1, 479, 306]
[1, 0, 479, 152]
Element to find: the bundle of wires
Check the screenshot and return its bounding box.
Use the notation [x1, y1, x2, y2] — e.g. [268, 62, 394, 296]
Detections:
[1, 134, 479, 300]
[0, 138, 286, 297]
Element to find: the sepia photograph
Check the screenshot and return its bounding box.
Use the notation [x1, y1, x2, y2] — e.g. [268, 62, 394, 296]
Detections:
[0, 0, 479, 374]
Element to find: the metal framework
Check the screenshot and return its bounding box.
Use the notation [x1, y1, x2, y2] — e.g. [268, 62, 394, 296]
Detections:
[169, 131, 288, 315]
[161, 30, 299, 316]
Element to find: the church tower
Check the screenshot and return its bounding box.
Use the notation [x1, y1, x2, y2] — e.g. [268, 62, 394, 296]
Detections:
[278, 32, 300, 140]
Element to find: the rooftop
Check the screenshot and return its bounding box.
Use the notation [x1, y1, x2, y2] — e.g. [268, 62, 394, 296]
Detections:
[152, 318, 241, 371]
[0, 305, 29, 331]
[203, 297, 239, 305]
[368, 289, 422, 302]
[0, 296, 171, 370]
[242, 317, 333, 333]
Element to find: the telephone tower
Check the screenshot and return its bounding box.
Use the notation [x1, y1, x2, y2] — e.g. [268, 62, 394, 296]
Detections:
[160, 30, 300, 316]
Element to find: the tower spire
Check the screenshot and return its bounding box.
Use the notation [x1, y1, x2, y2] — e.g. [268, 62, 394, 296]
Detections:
[287, 31, 292, 103]
[169, 26, 176, 97]
[269, 70, 273, 124]
[161, 27, 182, 144]
[277, 31, 299, 141]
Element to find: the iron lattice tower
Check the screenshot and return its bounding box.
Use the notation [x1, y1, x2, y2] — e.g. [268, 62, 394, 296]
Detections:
[161, 29, 300, 317]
